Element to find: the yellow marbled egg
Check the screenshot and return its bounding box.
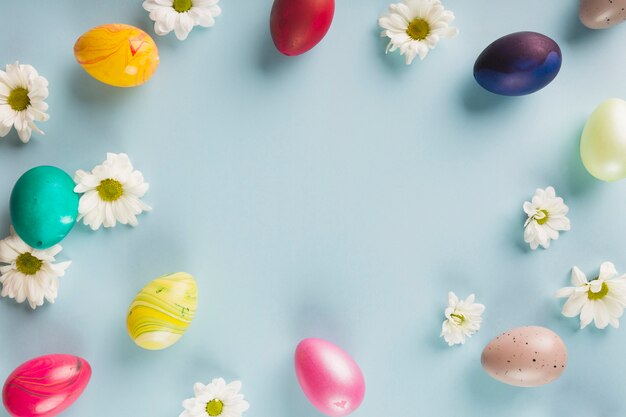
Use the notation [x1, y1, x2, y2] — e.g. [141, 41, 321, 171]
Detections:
[126, 272, 198, 350]
[74, 24, 159, 87]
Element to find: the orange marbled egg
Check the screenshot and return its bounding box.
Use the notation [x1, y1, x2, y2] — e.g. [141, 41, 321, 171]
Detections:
[74, 24, 159, 87]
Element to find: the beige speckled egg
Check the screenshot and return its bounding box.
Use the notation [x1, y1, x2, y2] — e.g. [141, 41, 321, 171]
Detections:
[481, 326, 567, 387]
[579, 0, 626, 29]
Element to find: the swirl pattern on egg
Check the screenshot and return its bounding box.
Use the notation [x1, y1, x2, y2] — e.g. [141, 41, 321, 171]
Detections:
[126, 272, 198, 350]
[74, 24, 159, 87]
[2, 354, 92, 417]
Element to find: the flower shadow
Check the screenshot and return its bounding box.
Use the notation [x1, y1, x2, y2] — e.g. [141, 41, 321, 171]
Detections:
[0, 129, 37, 148]
[372, 25, 411, 74]
[510, 210, 533, 254]
[419, 306, 450, 353]
[0, 303, 86, 364]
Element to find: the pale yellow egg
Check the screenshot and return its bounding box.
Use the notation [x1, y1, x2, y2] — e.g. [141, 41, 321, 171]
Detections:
[580, 98, 626, 181]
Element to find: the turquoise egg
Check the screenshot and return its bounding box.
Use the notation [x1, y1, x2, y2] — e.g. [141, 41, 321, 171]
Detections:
[10, 166, 79, 249]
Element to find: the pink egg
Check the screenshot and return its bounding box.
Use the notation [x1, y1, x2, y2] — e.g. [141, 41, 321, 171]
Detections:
[270, 0, 335, 56]
[294, 338, 365, 416]
[2, 354, 92, 417]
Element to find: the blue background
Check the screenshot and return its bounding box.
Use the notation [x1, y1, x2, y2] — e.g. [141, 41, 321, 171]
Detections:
[1, 1, 625, 416]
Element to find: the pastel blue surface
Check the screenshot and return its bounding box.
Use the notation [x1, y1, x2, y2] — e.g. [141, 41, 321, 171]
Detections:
[0, 1, 625, 417]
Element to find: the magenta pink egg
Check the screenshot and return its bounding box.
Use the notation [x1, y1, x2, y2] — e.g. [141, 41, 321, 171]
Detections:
[2, 354, 92, 417]
[270, 0, 335, 56]
[294, 338, 365, 416]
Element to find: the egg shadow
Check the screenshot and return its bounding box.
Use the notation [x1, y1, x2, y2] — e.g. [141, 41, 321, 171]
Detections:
[256, 20, 303, 74]
[460, 77, 518, 114]
[562, 3, 615, 45]
[0, 209, 10, 234]
[464, 362, 525, 412]
[67, 65, 137, 110]
[563, 122, 599, 196]
[293, 298, 348, 345]
[276, 354, 314, 416]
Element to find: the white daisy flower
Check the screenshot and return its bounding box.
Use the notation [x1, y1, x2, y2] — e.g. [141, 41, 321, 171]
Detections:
[0, 227, 71, 309]
[523, 186, 570, 250]
[378, 0, 458, 65]
[74, 153, 151, 231]
[440, 292, 485, 346]
[143, 0, 221, 41]
[555, 262, 626, 329]
[0, 62, 49, 143]
[180, 378, 250, 417]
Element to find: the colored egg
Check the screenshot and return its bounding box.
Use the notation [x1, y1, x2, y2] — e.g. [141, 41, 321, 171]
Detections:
[270, 0, 335, 56]
[481, 326, 567, 387]
[473, 32, 562, 96]
[2, 354, 91, 417]
[127, 272, 198, 350]
[579, 0, 626, 29]
[10, 166, 79, 249]
[580, 98, 626, 181]
[295, 338, 365, 417]
[74, 24, 159, 87]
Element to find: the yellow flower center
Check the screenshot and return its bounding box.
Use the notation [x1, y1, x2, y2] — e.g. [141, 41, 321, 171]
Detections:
[534, 209, 549, 225]
[96, 178, 124, 202]
[173, 0, 192, 12]
[205, 399, 224, 416]
[450, 312, 465, 325]
[406, 18, 430, 41]
[588, 280, 609, 301]
[7, 87, 30, 111]
[16, 252, 43, 275]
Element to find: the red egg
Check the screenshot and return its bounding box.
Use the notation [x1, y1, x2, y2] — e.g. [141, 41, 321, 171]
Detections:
[270, 0, 335, 56]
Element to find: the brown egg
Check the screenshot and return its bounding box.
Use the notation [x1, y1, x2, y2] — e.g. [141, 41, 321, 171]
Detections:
[481, 326, 567, 387]
[579, 0, 626, 29]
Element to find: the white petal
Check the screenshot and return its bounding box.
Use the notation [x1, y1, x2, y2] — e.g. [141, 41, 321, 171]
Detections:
[599, 262, 618, 280]
[579, 302, 595, 329]
[447, 291, 458, 307]
[561, 294, 586, 317]
[174, 13, 194, 40]
[571, 266, 588, 286]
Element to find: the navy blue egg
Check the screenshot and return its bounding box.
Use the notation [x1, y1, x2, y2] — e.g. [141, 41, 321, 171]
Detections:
[473, 32, 562, 96]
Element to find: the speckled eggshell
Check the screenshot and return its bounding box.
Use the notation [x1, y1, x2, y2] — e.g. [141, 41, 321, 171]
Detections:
[481, 326, 567, 387]
[579, 0, 626, 29]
